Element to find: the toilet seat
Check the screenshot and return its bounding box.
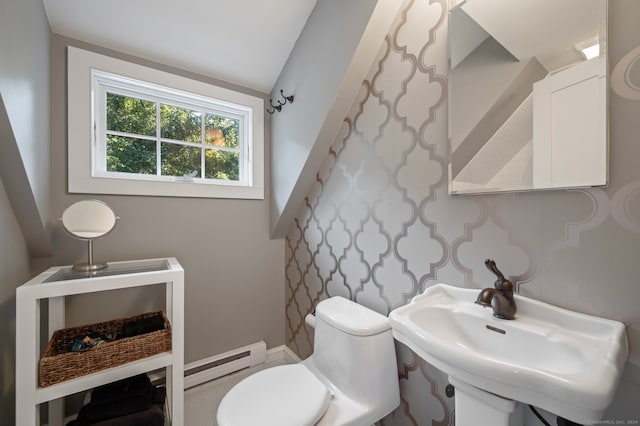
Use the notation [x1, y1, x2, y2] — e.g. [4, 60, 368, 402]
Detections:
[217, 364, 331, 426]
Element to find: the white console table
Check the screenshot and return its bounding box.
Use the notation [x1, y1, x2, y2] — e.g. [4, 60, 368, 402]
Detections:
[16, 257, 184, 425]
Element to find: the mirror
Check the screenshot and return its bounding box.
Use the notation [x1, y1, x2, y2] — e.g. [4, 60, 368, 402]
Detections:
[60, 199, 119, 271]
[448, 0, 608, 194]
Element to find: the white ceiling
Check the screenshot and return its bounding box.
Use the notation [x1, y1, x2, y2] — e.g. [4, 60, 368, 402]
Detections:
[43, 0, 317, 93]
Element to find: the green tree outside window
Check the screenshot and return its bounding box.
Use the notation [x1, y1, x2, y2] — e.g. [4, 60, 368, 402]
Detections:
[106, 92, 240, 180]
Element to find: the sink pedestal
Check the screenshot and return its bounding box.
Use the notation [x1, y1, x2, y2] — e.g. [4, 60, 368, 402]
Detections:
[450, 377, 523, 426]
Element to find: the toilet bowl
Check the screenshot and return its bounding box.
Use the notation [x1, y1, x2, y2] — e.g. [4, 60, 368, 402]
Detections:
[217, 296, 400, 426]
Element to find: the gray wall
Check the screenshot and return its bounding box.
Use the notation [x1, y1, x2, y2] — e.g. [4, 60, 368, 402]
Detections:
[0, 0, 51, 422]
[0, 176, 32, 426]
[46, 35, 286, 363]
[0, 0, 51, 257]
[270, 0, 403, 237]
[285, 0, 640, 424]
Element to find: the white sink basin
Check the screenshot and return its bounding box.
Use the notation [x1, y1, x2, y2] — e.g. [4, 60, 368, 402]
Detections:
[389, 284, 628, 424]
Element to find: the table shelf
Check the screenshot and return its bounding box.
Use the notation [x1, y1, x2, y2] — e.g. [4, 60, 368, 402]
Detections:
[16, 257, 184, 426]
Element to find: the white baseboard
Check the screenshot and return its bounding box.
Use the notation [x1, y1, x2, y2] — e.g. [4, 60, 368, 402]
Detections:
[266, 344, 302, 364]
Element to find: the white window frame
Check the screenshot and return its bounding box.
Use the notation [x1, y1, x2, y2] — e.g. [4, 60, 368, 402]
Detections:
[68, 46, 264, 199]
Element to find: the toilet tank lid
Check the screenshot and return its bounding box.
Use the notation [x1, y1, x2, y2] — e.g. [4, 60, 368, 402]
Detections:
[315, 296, 390, 336]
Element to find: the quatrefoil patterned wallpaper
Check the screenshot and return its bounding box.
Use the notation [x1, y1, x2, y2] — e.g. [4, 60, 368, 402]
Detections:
[285, 0, 640, 424]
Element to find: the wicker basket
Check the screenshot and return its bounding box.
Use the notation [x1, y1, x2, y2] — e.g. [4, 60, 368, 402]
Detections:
[39, 311, 171, 387]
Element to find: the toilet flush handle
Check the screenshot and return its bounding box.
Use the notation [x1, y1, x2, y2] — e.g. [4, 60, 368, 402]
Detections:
[305, 313, 316, 329]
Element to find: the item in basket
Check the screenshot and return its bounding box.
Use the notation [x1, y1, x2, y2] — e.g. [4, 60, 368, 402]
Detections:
[122, 313, 164, 338]
[83, 336, 100, 346]
[70, 338, 89, 352]
[87, 329, 117, 342]
[69, 336, 107, 352]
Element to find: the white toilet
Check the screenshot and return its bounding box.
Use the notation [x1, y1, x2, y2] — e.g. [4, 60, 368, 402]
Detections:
[217, 296, 400, 426]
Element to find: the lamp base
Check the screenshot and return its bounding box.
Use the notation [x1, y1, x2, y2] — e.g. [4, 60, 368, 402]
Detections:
[72, 262, 108, 272]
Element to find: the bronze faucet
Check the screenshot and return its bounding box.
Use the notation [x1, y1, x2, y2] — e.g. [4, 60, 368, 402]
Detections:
[475, 259, 517, 320]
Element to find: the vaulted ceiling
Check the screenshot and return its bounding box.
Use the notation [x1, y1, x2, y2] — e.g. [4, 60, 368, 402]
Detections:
[43, 0, 317, 93]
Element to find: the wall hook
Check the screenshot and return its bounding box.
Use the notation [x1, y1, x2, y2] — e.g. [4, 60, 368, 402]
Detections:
[280, 89, 294, 104]
[266, 99, 282, 114]
[266, 89, 295, 114]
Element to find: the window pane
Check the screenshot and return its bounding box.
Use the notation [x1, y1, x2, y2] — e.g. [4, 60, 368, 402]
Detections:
[205, 114, 239, 148]
[106, 93, 156, 136]
[205, 149, 239, 181]
[161, 104, 201, 142]
[161, 143, 201, 177]
[107, 135, 156, 174]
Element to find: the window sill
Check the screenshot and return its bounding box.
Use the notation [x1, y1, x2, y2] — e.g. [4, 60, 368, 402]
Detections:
[68, 173, 264, 199]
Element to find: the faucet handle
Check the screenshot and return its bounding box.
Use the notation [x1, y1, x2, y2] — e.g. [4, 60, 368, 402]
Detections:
[485, 259, 515, 293]
[485, 259, 505, 280]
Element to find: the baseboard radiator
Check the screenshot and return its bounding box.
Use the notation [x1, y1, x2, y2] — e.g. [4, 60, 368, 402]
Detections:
[148, 340, 267, 389]
[182, 340, 267, 389]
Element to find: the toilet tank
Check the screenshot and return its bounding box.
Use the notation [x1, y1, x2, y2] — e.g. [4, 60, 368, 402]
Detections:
[310, 297, 399, 412]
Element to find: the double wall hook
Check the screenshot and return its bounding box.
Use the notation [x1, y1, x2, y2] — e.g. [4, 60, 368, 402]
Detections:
[267, 89, 295, 114]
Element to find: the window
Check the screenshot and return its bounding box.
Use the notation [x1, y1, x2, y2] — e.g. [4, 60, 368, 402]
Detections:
[68, 47, 264, 199]
[94, 71, 248, 184]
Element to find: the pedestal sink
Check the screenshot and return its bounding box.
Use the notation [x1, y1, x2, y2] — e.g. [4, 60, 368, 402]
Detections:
[389, 284, 628, 426]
